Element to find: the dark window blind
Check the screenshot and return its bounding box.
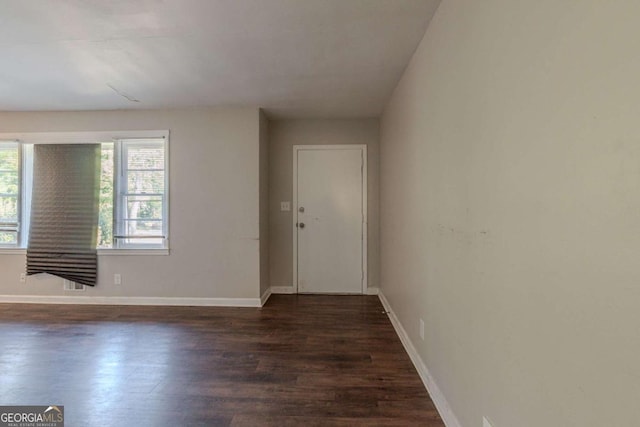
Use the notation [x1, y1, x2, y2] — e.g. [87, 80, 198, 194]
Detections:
[27, 144, 101, 286]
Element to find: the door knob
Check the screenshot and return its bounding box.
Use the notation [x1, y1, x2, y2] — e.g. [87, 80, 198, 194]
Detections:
[299, 222, 305, 229]
[299, 206, 305, 213]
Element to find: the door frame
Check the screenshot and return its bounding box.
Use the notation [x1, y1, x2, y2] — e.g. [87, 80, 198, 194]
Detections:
[292, 144, 368, 294]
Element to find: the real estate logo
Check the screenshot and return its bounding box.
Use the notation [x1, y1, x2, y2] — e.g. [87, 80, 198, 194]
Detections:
[0, 405, 64, 427]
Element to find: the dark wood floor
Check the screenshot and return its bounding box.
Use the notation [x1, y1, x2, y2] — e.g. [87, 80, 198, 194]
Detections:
[0, 295, 444, 426]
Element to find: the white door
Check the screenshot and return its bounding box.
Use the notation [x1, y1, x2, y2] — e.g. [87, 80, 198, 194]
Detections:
[294, 145, 367, 294]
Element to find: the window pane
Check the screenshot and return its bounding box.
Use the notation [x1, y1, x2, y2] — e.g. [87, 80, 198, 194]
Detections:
[98, 143, 114, 248]
[0, 195, 18, 222]
[127, 145, 164, 169]
[127, 170, 164, 194]
[0, 143, 19, 247]
[0, 171, 18, 194]
[125, 219, 163, 234]
[124, 219, 163, 241]
[125, 196, 162, 220]
[121, 237, 163, 246]
[0, 144, 19, 198]
[0, 146, 19, 170]
[0, 231, 17, 245]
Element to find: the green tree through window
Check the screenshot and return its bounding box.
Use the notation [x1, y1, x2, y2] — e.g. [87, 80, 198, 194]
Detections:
[98, 143, 114, 248]
[0, 142, 19, 245]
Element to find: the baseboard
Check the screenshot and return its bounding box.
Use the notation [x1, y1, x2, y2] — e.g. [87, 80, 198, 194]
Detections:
[260, 287, 272, 306]
[0, 295, 263, 307]
[378, 291, 462, 427]
[270, 286, 295, 294]
[270, 286, 378, 295]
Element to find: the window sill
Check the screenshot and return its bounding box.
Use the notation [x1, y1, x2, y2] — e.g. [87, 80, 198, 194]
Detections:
[0, 248, 26, 255]
[0, 248, 169, 256]
[97, 249, 170, 256]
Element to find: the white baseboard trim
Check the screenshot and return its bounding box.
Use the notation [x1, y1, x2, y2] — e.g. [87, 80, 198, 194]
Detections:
[260, 288, 272, 306]
[269, 286, 378, 295]
[270, 286, 296, 294]
[378, 291, 462, 427]
[0, 295, 263, 307]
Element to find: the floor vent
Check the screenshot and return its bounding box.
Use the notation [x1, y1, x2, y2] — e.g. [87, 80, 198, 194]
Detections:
[63, 280, 86, 291]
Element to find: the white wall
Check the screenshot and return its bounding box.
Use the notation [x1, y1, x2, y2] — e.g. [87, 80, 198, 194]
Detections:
[380, 1, 640, 426]
[269, 119, 379, 292]
[0, 108, 263, 301]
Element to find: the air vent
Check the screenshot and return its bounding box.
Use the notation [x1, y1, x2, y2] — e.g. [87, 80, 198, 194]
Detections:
[63, 279, 85, 291]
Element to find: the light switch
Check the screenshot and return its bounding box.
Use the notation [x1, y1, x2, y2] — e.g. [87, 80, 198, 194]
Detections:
[280, 201, 291, 211]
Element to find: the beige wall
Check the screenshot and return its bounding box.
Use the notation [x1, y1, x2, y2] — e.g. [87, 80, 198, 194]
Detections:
[269, 119, 379, 291]
[380, 1, 640, 426]
[259, 110, 270, 298]
[0, 108, 263, 300]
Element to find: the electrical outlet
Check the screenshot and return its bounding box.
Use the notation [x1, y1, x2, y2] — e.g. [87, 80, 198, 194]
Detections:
[483, 416, 494, 427]
[114, 274, 122, 285]
[419, 318, 425, 340]
[19, 273, 26, 283]
[280, 201, 291, 211]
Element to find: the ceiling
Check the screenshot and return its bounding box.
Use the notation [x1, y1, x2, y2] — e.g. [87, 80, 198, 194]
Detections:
[0, 0, 440, 118]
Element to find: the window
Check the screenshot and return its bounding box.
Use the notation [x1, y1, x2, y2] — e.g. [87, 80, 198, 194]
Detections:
[0, 132, 168, 253]
[101, 139, 167, 249]
[0, 142, 20, 247]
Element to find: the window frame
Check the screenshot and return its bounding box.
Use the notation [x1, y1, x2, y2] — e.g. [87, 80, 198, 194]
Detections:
[0, 131, 169, 255]
[0, 140, 21, 248]
[114, 138, 169, 250]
